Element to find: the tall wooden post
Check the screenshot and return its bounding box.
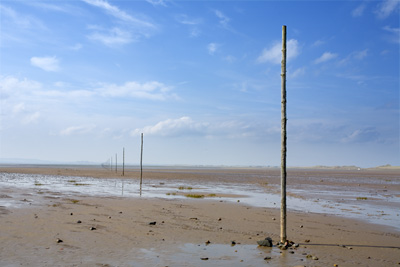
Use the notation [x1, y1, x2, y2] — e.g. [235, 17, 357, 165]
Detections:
[280, 25, 287, 244]
[122, 147, 125, 176]
[140, 133, 143, 187]
[115, 153, 117, 173]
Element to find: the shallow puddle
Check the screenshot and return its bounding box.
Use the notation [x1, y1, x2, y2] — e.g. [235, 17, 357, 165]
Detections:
[0, 172, 399, 231]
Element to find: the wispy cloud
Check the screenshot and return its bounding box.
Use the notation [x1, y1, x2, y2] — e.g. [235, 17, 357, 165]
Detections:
[341, 127, 380, 143]
[30, 56, 60, 72]
[290, 67, 306, 78]
[339, 49, 368, 65]
[383, 25, 400, 43]
[0, 4, 46, 30]
[60, 124, 96, 136]
[375, 0, 400, 19]
[214, 9, 230, 28]
[352, 3, 366, 17]
[257, 39, 300, 64]
[87, 27, 133, 46]
[207, 43, 220, 55]
[175, 14, 202, 25]
[97, 81, 178, 100]
[146, 0, 167, 7]
[314, 52, 338, 64]
[131, 116, 208, 137]
[83, 0, 156, 46]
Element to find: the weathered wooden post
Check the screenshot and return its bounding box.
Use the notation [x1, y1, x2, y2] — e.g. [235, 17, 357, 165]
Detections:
[122, 147, 125, 176]
[115, 153, 117, 173]
[140, 133, 143, 187]
[280, 25, 287, 243]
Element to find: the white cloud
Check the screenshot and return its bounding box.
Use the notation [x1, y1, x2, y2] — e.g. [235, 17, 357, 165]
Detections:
[97, 81, 177, 100]
[383, 25, 400, 43]
[290, 67, 306, 78]
[207, 43, 219, 55]
[341, 127, 380, 143]
[257, 39, 300, 64]
[30, 56, 60, 72]
[88, 27, 133, 46]
[60, 124, 96, 136]
[70, 43, 83, 50]
[0, 5, 46, 30]
[175, 14, 202, 25]
[131, 116, 208, 137]
[83, 0, 155, 28]
[22, 111, 40, 124]
[312, 40, 325, 47]
[314, 52, 338, 64]
[352, 4, 366, 17]
[354, 49, 368, 60]
[375, 0, 400, 19]
[214, 9, 230, 28]
[146, 0, 167, 7]
[0, 76, 42, 99]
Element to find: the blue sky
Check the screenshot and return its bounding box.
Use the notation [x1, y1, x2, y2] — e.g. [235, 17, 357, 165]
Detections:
[0, 0, 399, 167]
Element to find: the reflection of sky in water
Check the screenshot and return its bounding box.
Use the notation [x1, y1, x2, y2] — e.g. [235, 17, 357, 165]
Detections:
[0, 172, 399, 231]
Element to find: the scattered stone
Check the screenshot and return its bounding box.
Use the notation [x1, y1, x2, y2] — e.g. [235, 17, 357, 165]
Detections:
[334, 264, 339, 267]
[289, 251, 294, 254]
[257, 237, 273, 247]
[70, 213, 73, 216]
[231, 241, 236, 246]
[294, 243, 299, 248]
[312, 256, 319, 260]
[218, 218, 222, 221]
[272, 217, 276, 221]
[90, 227, 96, 230]
[300, 225, 303, 228]
[306, 255, 312, 259]
[108, 216, 112, 219]
[200, 257, 209, 261]
[263, 256, 271, 260]
[347, 247, 353, 250]
[77, 220, 82, 224]
[304, 239, 310, 243]
[119, 211, 123, 214]
[205, 240, 211, 245]
[190, 217, 198, 220]
[149, 221, 156, 225]
[56, 238, 63, 243]
[237, 200, 240, 202]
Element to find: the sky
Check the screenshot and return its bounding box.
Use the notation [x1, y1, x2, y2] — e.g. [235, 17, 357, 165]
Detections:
[0, 0, 399, 167]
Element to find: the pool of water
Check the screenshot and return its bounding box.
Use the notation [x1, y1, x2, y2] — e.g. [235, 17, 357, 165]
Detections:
[0, 172, 399, 231]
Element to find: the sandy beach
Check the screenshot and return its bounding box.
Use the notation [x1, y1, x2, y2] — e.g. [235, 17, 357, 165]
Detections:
[0, 165, 399, 266]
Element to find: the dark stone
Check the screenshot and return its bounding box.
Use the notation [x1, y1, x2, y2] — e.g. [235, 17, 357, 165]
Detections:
[257, 237, 273, 247]
[149, 221, 156, 225]
[200, 257, 209, 261]
[77, 220, 82, 224]
[264, 256, 272, 260]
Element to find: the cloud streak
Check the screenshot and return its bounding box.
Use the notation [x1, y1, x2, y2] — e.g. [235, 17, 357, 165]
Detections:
[314, 52, 338, 64]
[30, 56, 60, 72]
[257, 39, 300, 64]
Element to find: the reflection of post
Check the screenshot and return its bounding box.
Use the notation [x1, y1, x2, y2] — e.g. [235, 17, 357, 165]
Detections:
[140, 133, 143, 196]
[122, 147, 125, 176]
[280, 25, 287, 244]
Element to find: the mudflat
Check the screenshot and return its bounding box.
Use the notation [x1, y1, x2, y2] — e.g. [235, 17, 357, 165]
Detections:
[0, 165, 399, 266]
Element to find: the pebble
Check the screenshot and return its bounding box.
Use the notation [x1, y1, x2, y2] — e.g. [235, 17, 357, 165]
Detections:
[200, 257, 208, 261]
[205, 240, 211, 245]
[312, 256, 319, 260]
[231, 241, 236, 246]
[257, 237, 273, 247]
[149, 221, 156, 225]
[56, 238, 63, 243]
[90, 227, 96, 230]
[264, 256, 271, 260]
[70, 213, 73, 215]
[77, 220, 82, 224]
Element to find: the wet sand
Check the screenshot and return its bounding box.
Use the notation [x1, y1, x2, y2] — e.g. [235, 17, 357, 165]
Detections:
[0, 165, 399, 266]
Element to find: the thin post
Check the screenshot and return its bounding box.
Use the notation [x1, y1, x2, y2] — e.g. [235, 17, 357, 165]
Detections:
[140, 133, 143, 186]
[122, 147, 125, 176]
[115, 153, 117, 173]
[280, 25, 287, 243]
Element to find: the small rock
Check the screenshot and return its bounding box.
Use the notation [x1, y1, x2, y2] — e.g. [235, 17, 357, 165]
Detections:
[347, 246, 353, 250]
[205, 240, 211, 245]
[300, 225, 303, 228]
[108, 216, 112, 219]
[70, 213, 73, 216]
[294, 243, 299, 248]
[312, 256, 319, 260]
[231, 241, 236, 246]
[257, 237, 273, 247]
[334, 264, 339, 267]
[56, 238, 63, 243]
[264, 256, 271, 260]
[200, 257, 208, 261]
[149, 221, 156, 225]
[304, 239, 310, 243]
[272, 217, 276, 221]
[289, 251, 294, 254]
[90, 227, 96, 230]
[77, 220, 82, 224]
[218, 218, 222, 221]
[237, 200, 240, 202]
